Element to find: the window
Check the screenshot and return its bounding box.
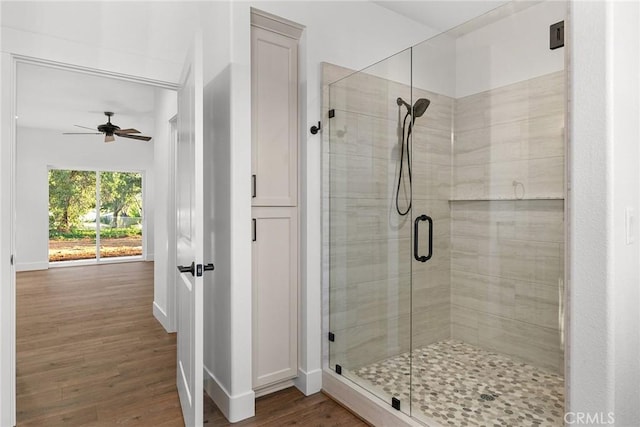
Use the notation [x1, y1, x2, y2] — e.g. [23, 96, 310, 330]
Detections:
[48, 169, 144, 263]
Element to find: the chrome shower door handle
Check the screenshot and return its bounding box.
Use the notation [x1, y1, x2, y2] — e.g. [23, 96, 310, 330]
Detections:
[414, 214, 433, 262]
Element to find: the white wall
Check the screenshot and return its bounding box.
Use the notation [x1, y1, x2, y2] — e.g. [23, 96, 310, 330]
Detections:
[14, 127, 155, 271]
[609, 3, 640, 424]
[455, 1, 566, 97]
[0, 50, 16, 427]
[569, 1, 640, 425]
[152, 88, 177, 332]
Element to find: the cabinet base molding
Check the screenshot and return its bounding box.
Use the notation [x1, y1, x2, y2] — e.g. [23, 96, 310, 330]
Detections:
[254, 378, 296, 398]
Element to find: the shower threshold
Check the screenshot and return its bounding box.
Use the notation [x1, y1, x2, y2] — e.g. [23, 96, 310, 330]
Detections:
[345, 340, 564, 426]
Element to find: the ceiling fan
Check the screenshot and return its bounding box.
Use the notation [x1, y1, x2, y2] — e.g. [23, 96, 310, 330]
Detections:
[63, 111, 152, 143]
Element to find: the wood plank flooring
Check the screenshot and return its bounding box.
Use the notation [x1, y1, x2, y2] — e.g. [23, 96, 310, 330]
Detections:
[17, 262, 366, 426]
[205, 387, 368, 427]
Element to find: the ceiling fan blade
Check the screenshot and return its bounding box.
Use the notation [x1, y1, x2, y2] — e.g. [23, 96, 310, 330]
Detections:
[63, 132, 102, 135]
[115, 128, 140, 134]
[118, 134, 152, 141]
[74, 124, 98, 131]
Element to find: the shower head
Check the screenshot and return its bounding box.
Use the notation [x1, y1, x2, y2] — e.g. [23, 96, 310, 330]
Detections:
[412, 98, 430, 118]
[396, 97, 431, 118]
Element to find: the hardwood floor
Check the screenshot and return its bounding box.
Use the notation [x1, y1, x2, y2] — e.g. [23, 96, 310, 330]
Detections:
[205, 387, 367, 427]
[16, 262, 366, 426]
[205, 387, 368, 426]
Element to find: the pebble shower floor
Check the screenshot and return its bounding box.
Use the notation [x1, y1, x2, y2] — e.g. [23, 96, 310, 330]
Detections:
[350, 340, 564, 426]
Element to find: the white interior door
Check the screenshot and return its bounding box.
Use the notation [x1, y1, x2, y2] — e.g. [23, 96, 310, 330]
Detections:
[176, 34, 205, 427]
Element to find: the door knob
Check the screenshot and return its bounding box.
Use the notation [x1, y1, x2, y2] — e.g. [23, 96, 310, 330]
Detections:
[177, 261, 195, 276]
[177, 262, 214, 277]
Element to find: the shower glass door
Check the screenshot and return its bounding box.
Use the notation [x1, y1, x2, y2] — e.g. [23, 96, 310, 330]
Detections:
[409, 3, 566, 425]
[327, 48, 414, 415]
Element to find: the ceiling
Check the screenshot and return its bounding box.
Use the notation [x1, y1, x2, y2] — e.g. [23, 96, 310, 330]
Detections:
[16, 62, 163, 138]
[373, 1, 510, 33]
[14, 1, 513, 139]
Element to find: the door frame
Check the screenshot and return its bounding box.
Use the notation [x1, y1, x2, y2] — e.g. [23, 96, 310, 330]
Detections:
[0, 53, 178, 426]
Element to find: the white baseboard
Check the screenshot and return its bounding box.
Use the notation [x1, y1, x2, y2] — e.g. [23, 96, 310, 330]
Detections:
[294, 367, 322, 396]
[204, 365, 255, 422]
[322, 370, 427, 427]
[15, 261, 48, 272]
[152, 301, 175, 333]
[255, 379, 295, 398]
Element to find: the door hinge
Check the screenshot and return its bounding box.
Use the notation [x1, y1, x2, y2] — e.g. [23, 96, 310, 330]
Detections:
[328, 332, 335, 342]
[328, 109, 335, 118]
[10, 254, 14, 265]
[392, 397, 401, 411]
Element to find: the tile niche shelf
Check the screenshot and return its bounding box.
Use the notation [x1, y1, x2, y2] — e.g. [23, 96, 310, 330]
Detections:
[449, 197, 564, 202]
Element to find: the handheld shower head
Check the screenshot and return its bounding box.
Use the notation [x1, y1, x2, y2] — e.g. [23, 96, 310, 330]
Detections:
[394, 96, 432, 216]
[396, 97, 431, 118]
[412, 98, 430, 118]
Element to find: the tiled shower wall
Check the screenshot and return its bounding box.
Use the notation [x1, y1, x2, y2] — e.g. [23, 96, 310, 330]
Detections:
[450, 71, 565, 373]
[324, 64, 564, 374]
[453, 72, 565, 200]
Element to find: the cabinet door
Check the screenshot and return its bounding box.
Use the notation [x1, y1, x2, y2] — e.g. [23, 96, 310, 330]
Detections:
[251, 25, 298, 207]
[252, 207, 298, 388]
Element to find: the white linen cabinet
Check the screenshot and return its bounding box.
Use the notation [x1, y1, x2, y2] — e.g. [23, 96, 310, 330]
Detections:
[250, 10, 302, 394]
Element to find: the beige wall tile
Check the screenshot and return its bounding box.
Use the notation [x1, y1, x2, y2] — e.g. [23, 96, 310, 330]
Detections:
[515, 280, 563, 330]
[451, 270, 516, 318]
[455, 71, 564, 133]
[453, 71, 565, 201]
[477, 311, 563, 374]
[451, 305, 479, 345]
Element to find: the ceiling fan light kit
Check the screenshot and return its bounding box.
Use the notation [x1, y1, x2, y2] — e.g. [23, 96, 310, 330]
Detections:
[64, 111, 152, 143]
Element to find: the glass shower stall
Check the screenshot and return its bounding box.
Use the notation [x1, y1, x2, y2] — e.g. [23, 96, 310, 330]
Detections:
[324, 1, 566, 425]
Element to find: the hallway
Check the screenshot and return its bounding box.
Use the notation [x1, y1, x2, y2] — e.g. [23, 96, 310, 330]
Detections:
[16, 262, 184, 425]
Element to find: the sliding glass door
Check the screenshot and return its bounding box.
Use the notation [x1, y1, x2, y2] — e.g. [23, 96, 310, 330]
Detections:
[48, 169, 97, 262]
[98, 171, 143, 259]
[48, 169, 143, 263]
